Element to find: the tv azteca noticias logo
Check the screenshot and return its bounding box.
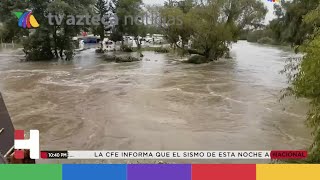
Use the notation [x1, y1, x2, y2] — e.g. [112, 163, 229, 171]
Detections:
[14, 130, 40, 159]
[13, 11, 40, 29]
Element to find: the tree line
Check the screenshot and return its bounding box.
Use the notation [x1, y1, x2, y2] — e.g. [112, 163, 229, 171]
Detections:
[277, 0, 320, 163]
[242, 0, 319, 46]
[0, 0, 142, 60]
[0, 0, 267, 61]
[244, 0, 320, 163]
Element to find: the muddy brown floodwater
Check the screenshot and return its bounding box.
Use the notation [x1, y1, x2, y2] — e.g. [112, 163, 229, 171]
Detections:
[0, 41, 312, 163]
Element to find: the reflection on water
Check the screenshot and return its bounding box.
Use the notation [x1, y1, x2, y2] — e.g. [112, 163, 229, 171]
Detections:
[0, 41, 311, 163]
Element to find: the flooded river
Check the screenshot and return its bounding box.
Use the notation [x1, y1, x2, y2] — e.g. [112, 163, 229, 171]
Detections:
[0, 41, 312, 163]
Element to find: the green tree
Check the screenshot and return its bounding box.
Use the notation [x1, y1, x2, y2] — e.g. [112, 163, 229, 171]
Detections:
[160, 0, 194, 53]
[188, 1, 233, 59]
[109, 0, 145, 49]
[269, 0, 319, 46]
[93, 0, 116, 48]
[144, 5, 163, 35]
[0, 0, 29, 43]
[121, 0, 143, 46]
[21, 0, 55, 60]
[170, 0, 267, 60]
[281, 3, 320, 163]
[160, 7, 183, 48]
[22, 0, 94, 60]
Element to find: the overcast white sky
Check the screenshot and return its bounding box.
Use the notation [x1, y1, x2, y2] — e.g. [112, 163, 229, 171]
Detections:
[143, 0, 276, 23]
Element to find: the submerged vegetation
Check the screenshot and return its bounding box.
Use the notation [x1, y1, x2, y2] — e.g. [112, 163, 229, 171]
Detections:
[186, 54, 209, 64]
[154, 47, 170, 53]
[104, 54, 140, 63]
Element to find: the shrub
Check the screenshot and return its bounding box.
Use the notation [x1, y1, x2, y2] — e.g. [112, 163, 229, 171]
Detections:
[64, 50, 75, 61]
[23, 48, 54, 61]
[23, 35, 55, 61]
[247, 30, 264, 42]
[104, 54, 116, 61]
[115, 56, 140, 63]
[257, 37, 275, 44]
[104, 54, 140, 63]
[154, 47, 170, 53]
[120, 45, 133, 52]
[95, 48, 104, 53]
[186, 54, 210, 64]
[188, 49, 204, 55]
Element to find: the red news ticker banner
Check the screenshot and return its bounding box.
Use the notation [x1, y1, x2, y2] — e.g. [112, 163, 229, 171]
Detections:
[270, 150, 308, 160]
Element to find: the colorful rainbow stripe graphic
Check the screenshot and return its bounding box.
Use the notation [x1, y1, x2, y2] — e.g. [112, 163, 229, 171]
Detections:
[268, 0, 280, 2]
[13, 11, 39, 29]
